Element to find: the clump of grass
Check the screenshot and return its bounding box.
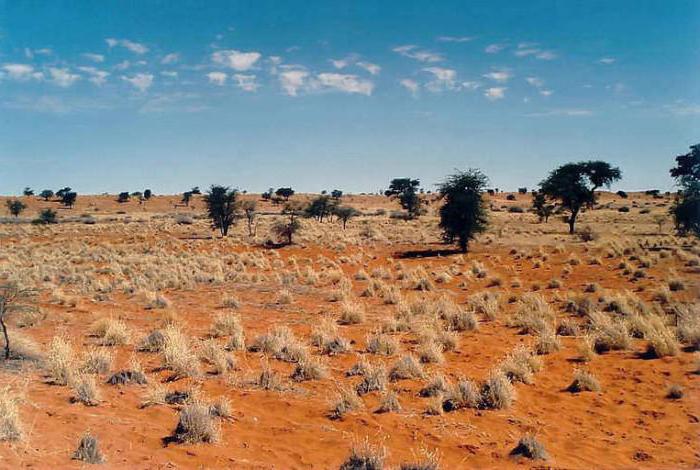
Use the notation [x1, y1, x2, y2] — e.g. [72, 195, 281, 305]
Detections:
[291, 357, 328, 382]
[276, 289, 293, 305]
[199, 339, 235, 375]
[444, 309, 478, 332]
[71, 374, 101, 406]
[46, 335, 76, 385]
[535, 328, 561, 355]
[400, 448, 440, 470]
[257, 363, 284, 391]
[72, 432, 105, 464]
[568, 369, 601, 393]
[145, 291, 170, 310]
[330, 386, 362, 419]
[577, 335, 597, 362]
[346, 357, 371, 377]
[80, 348, 113, 375]
[311, 318, 351, 355]
[417, 342, 444, 364]
[389, 355, 424, 382]
[420, 374, 449, 398]
[366, 332, 399, 356]
[107, 357, 147, 385]
[499, 346, 542, 384]
[510, 434, 548, 460]
[443, 378, 480, 411]
[589, 313, 631, 353]
[137, 330, 166, 352]
[211, 312, 244, 338]
[480, 370, 515, 410]
[645, 327, 680, 358]
[221, 294, 241, 309]
[508, 294, 554, 335]
[376, 390, 401, 413]
[172, 401, 220, 444]
[161, 326, 201, 379]
[666, 384, 684, 400]
[677, 306, 700, 351]
[339, 301, 365, 325]
[668, 279, 685, 292]
[339, 439, 386, 470]
[0, 386, 24, 441]
[356, 363, 388, 395]
[557, 319, 579, 337]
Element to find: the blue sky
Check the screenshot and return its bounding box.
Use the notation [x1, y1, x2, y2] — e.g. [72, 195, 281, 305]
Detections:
[0, 0, 698, 195]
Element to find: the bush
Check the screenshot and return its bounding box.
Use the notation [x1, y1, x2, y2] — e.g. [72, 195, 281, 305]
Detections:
[72, 432, 105, 464]
[35, 209, 57, 225]
[510, 434, 548, 460]
[340, 440, 386, 470]
[0, 386, 23, 441]
[172, 402, 220, 443]
[568, 369, 601, 392]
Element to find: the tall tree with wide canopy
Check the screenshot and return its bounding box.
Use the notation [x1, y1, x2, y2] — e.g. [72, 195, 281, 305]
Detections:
[437, 169, 489, 253]
[203, 185, 239, 237]
[385, 178, 422, 219]
[539, 161, 621, 234]
[670, 144, 699, 237]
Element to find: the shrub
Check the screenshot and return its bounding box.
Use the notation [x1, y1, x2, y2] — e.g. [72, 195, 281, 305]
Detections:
[291, 357, 328, 382]
[72, 432, 105, 464]
[199, 339, 235, 375]
[376, 390, 401, 413]
[71, 374, 101, 406]
[46, 335, 76, 385]
[340, 439, 386, 470]
[339, 301, 365, 325]
[356, 364, 388, 395]
[388, 355, 424, 382]
[437, 169, 489, 252]
[443, 378, 480, 411]
[161, 326, 201, 379]
[499, 346, 542, 384]
[330, 386, 362, 419]
[645, 328, 680, 358]
[0, 386, 23, 441]
[211, 312, 243, 338]
[137, 330, 166, 352]
[568, 369, 601, 393]
[420, 374, 449, 398]
[480, 370, 515, 409]
[667, 384, 684, 400]
[172, 402, 220, 443]
[510, 434, 548, 460]
[366, 332, 399, 356]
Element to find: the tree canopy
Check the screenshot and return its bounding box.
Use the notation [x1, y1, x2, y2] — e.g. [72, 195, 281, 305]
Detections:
[670, 144, 699, 237]
[539, 161, 621, 234]
[437, 169, 489, 253]
[385, 178, 422, 219]
[203, 185, 239, 237]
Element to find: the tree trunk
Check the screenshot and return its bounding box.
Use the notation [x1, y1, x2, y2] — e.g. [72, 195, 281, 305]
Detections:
[459, 237, 468, 253]
[568, 210, 578, 234]
[1, 316, 9, 360]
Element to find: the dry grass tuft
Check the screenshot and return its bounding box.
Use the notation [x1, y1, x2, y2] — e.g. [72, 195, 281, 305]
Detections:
[340, 438, 387, 470]
[172, 401, 220, 444]
[376, 390, 401, 413]
[510, 434, 548, 460]
[330, 385, 363, 419]
[72, 432, 105, 464]
[389, 355, 425, 382]
[71, 374, 101, 406]
[0, 386, 24, 441]
[46, 335, 77, 385]
[568, 368, 601, 393]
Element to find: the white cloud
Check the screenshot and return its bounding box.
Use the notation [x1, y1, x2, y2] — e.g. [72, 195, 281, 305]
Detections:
[357, 61, 381, 75]
[316, 73, 374, 95]
[483, 70, 512, 82]
[82, 53, 105, 63]
[599, 57, 616, 64]
[122, 73, 153, 92]
[279, 69, 308, 96]
[437, 36, 474, 43]
[48, 67, 81, 87]
[540, 89, 553, 96]
[664, 102, 700, 116]
[140, 92, 208, 113]
[461, 81, 481, 90]
[399, 78, 419, 95]
[211, 50, 261, 71]
[423, 67, 458, 92]
[114, 60, 131, 71]
[207, 71, 227, 85]
[106, 38, 149, 54]
[525, 76, 544, 87]
[484, 87, 506, 100]
[485, 43, 505, 54]
[393, 45, 443, 62]
[233, 73, 259, 92]
[514, 48, 538, 57]
[268, 56, 282, 75]
[526, 108, 593, 117]
[536, 50, 556, 60]
[331, 58, 350, 69]
[161, 71, 178, 78]
[78, 66, 109, 86]
[1, 63, 41, 81]
[514, 43, 556, 60]
[161, 53, 179, 65]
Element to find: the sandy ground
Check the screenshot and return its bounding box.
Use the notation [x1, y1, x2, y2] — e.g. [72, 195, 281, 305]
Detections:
[0, 192, 697, 469]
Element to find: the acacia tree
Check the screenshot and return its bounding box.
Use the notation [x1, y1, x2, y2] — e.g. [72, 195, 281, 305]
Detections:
[241, 200, 257, 236]
[539, 161, 621, 234]
[331, 189, 343, 200]
[670, 144, 699, 237]
[6, 200, 27, 218]
[182, 191, 193, 207]
[272, 201, 303, 245]
[39, 189, 54, 201]
[0, 283, 37, 360]
[204, 185, 239, 237]
[61, 191, 77, 208]
[437, 169, 489, 253]
[23, 187, 34, 196]
[304, 195, 335, 222]
[334, 205, 360, 230]
[117, 192, 130, 203]
[531, 192, 554, 223]
[275, 187, 295, 201]
[385, 178, 422, 219]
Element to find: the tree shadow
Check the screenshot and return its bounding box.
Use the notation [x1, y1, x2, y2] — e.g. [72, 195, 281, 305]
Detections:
[394, 248, 463, 259]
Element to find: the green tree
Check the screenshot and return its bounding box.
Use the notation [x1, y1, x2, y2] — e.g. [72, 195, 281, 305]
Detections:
[117, 192, 130, 203]
[0, 283, 38, 360]
[36, 209, 57, 224]
[143, 189, 153, 200]
[55, 187, 72, 199]
[539, 161, 621, 234]
[437, 169, 489, 253]
[39, 189, 54, 201]
[182, 191, 193, 207]
[5, 200, 27, 218]
[61, 191, 77, 208]
[331, 189, 343, 200]
[531, 192, 554, 223]
[334, 205, 360, 230]
[385, 178, 422, 219]
[272, 201, 303, 245]
[275, 187, 295, 201]
[669, 144, 699, 237]
[23, 187, 34, 197]
[203, 185, 239, 237]
[304, 195, 335, 222]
